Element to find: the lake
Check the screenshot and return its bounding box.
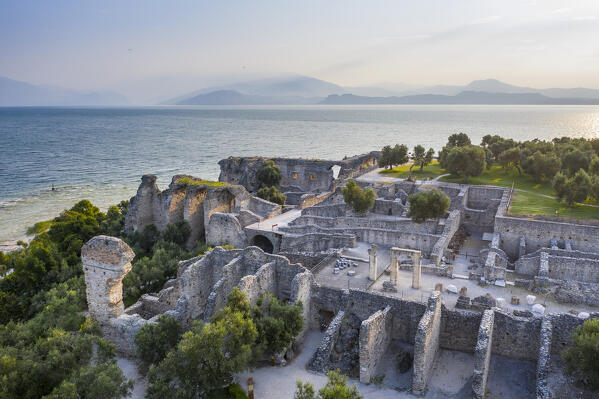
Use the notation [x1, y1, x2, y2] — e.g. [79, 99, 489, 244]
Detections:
[1, 105, 598, 242]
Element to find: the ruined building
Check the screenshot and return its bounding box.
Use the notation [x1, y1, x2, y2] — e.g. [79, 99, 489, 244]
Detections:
[85, 152, 598, 399]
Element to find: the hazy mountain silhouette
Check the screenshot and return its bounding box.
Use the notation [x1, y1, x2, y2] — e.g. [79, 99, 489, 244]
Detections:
[164, 75, 345, 104]
[321, 91, 599, 105]
[176, 90, 322, 105]
[0, 76, 128, 106]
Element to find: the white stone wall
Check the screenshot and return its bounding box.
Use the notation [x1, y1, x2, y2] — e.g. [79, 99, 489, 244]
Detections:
[412, 291, 442, 394]
[359, 306, 392, 383]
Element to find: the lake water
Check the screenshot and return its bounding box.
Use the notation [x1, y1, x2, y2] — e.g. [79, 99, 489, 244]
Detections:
[1, 105, 598, 242]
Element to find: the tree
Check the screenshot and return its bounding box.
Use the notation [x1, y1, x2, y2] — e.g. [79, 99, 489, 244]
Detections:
[561, 318, 599, 391]
[524, 151, 561, 183]
[147, 313, 257, 398]
[135, 314, 183, 365]
[445, 145, 486, 182]
[590, 157, 599, 176]
[554, 170, 591, 206]
[447, 132, 471, 147]
[294, 370, 362, 399]
[561, 148, 592, 176]
[552, 172, 569, 202]
[391, 144, 409, 168]
[256, 160, 282, 187]
[257, 186, 286, 205]
[407, 189, 450, 222]
[439, 133, 471, 168]
[498, 147, 522, 174]
[378, 145, 393, 169]
[411, 145, 435, 172]
[342, 180, 375, 214]
[251, 293, 303, 357]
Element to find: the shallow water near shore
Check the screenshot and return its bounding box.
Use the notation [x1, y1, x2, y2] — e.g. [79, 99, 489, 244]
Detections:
[1, 104, 598, 242]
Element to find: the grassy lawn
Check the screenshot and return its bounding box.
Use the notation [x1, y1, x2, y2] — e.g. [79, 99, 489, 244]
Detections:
[439, 165, 555, 196]
[509, 190, 599, 220]
[379, 162, 445, 179]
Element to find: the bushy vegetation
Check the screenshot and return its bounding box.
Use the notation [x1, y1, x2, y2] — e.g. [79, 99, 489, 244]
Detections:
[257, 185, 286, 205]
[256, 159, 282, 187]
[0, 199, 207, 398]
[408, 188, 450, 222]
[145, 288, 303, 398]
[342, 179, 375, 214]
[135, 314, 183, 366]
[295, 370, 362, 399]
[562, 318, 599, 391]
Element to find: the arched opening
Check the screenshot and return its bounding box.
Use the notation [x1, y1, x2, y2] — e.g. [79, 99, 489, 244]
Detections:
[251, 235, 274, 253]
[331, 165, 342, 180]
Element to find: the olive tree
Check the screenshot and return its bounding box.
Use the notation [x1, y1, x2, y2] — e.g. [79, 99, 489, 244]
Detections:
[562, 318, 599, 391]
[445, 145, 486, 182]
[342, 179, 375, 214]
[407, 188, 450, 223]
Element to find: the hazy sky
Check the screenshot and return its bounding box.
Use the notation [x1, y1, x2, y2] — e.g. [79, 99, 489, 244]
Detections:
[1, 0, 599, 101]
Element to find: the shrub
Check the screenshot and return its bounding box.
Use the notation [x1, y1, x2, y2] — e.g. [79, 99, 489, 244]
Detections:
[342, 179, 375, 214]
[256, 160, 282, 187]
[257, 186, 286, 205]
[135, 314, 183, 365]
[562, 318, 599, 391]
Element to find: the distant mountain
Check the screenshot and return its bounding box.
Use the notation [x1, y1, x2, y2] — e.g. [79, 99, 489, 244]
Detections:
[0, 76, 128, 106]
[165, 76, 599, 106]
[176, 89, 321, 105]
[321, 91, 599, 105]
[164, 75, 344, 105]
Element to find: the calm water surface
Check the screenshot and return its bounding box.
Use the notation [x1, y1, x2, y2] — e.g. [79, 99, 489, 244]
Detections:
[1, 105, 598, 241]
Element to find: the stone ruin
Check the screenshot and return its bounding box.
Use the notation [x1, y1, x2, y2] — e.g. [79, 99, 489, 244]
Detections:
[83, 240, 312, 355]
[83, 152, 599, 398]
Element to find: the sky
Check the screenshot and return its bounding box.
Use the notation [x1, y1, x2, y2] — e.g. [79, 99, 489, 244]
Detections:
[1, 0, 599, 102]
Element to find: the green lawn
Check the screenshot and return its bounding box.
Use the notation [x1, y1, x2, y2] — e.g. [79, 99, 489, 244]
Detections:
[379, 162, 444, 180]
[439, 165, 555, 196]
[509, 190, 599, 220]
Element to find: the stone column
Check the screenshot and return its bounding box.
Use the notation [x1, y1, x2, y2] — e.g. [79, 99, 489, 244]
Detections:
[390, 247, 401, 288]
[368, 244, 378, 281]
[412, 251, 422, 289]
[81, 235, 135, 324]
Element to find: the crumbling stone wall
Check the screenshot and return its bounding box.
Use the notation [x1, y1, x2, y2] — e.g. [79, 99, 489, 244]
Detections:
[430, 210, 461, 265]
[536, 316, 552, 399]
[472, 310, 494, 399]
[218, 152, 380, 196]
[412, 291, 442, 395]
[495, 190, 599, 259]
[359, 306, 392, 383]
[516, 248, 599, 283]
[81, 236, 135, 324]
[206, 212, 248, 248]
[308, 311, 345, 372]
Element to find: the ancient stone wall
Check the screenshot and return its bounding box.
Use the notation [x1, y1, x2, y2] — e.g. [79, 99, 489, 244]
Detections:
[412, 291, 442, 395]
[301, 203, 347, 218]
[491, 310, 540, 361]
[495, 191, 599, 259]
[430, 210, 461, 265]
[205, 212, 248, 248]
[472, 310, 494, 399]
[359, 306, 392, 383]
[536, 317, 552, 399]
[279, 233, 356, 253]
[288, 215, 438, 233]
[218, 152, 380, 195]
[439, 307, 481, 352]
[516, 249, 599, 283]
[308, 311, 345, 372]
[372, 198, 407, 216]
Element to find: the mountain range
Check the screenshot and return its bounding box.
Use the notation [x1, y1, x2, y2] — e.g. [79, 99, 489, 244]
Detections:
[3, 75, 599, 106]
[0, 77, 128, 106]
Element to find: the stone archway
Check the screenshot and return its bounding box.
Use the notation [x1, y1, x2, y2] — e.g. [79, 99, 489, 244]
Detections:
[250, 234, 274, 253]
